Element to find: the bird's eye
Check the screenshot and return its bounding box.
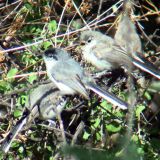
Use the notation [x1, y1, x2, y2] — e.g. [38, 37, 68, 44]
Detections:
[52, 55, 58, 60]
[87, 37, 92, 43]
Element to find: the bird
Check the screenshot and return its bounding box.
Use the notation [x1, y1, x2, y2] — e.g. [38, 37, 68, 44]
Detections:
[114, 0, 142, 56]
[43, 48, 128, 110]
[80, 30, 160, 79]
[1, 83, 66, 153]
[80, 30, 131, 71]
[114, 0, 160, 78]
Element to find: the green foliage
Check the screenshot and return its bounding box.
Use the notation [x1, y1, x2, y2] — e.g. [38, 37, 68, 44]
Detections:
[0, 81, 12, 92]
[0, 0, 159, 159]
[16, 94, 28, 107]
[13, 109, 23, 118]
[63, 145, 116, 160]
[48, 20, 57, 32]
[7, 68, 18, 82]
[100, 100, 113, 111]
[83, 131, 90, 140]
[135, 105, 146, 120]
[42, 41, 53, 50]
[144, 91, 152, 101]
[106, 123, 121, 133]
[27, 74, 37, 84]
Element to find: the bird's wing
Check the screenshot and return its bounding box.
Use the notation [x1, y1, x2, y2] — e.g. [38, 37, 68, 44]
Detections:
[93, 41, 114, 58]
[93, 41, 131, 67]
[51, 62, 89, 99]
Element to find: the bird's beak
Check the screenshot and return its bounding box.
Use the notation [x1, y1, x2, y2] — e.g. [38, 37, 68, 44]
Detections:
[80, 41, 86, 46]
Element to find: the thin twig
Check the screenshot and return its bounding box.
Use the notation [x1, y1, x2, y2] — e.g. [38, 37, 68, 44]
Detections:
[1, 71, 46, 82]
[0, 1, 23, 26]
[55, 0, 70, 47]
[94, 0, 104, 30]
[137, 21, 158, 48]
[71, 121, 84, 145]
[71, 0, 90, 30]
[87, 0, 123, 27]
[0, 0, 21, 10]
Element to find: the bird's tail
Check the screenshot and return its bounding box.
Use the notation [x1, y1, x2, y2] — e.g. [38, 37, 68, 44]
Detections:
[87, 83, 128, 110]
[1, 115, 28, 153]
[132, 58, 160, 80]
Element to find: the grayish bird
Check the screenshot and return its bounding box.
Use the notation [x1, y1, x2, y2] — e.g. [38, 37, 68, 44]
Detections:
[80, 30, 160, 79]
[114, 0, 160, 78]
[80, 30, 131, 71]
[43, 48, 128, 110]
[1, 83, 66, 153]
[114, 0, 142, 55]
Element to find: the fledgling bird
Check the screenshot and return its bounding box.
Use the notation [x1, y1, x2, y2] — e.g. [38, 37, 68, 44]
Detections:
[80, 30, 131, 71]
[114, 0, 142, 55]
[80, 30, 160, 79]
[43, 48, 128, 110]
[114, 0, 160, 76]
[1, 83, 66, 153]
[27, 83, 66, 120]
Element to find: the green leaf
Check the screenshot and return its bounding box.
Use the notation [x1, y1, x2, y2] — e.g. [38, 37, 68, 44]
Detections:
[42, 41, 52, 50]
[7, 68, 18, 81]
[83, 131, 90, 140]
[21, 53, 37, 66]
[132, 134, 139, 143]
[17, 95, 28, 107]
[24, 2, 33, 10]
[11, 141, 20, 148]
[0, 81, 11, 91]
[47, 146, 52, 151]
[13, 109, 23, 118]
[35, 28, 42, 34]
[18, 146, 24, 153]
[96, 132, 101, 141]
[100, 100, 112, 111]
[106, 124, 121, 133]
[115, 110, 124, 118]
[28, 74, 37, 84]
[48, 20, 57, 32]
[93, 118, 100, 128]
[135, 105, 145, 120]
[144, 91, 151, 101]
